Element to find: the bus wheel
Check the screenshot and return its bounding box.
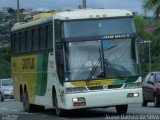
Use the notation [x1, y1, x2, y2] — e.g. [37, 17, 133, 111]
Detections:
[23, 89, 34, 112]
[0, 93, 4, 102]
[116, 105, 128, 114]
[53, 93, 65, 116]
[20, 86, 23, 102]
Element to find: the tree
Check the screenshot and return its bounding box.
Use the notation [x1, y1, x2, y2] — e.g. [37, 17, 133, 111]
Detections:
[142, 0, 160, 18]
[0, 46, 11, 79]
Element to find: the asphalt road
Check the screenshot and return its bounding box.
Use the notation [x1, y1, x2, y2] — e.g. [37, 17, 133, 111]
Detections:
[0, 99, 160, 120]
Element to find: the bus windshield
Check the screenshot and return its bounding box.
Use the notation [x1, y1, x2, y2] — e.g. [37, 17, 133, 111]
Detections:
[103, 38, 139, 78]
[65, 38, 139, 81]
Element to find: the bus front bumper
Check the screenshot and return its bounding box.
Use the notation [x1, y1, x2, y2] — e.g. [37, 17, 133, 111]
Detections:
[63, 88, 142, 109]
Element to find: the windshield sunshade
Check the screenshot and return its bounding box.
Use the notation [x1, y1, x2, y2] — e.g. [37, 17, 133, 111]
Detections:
[63, 18, 136, 38]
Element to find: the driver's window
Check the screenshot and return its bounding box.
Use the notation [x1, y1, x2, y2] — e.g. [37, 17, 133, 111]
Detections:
[147, 75, 154, 85]
[155, 73, 160, 83]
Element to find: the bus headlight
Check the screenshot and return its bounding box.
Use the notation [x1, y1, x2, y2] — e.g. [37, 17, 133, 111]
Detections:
[124, 82, 142, 89]
[127, 93, 139, 97]
[72, 97, 86, 106]
[72, 97, 85, 102]
[65, 87, 87, 94]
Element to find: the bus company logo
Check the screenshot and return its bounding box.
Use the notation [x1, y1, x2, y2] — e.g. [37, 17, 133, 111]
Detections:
[102, 34, 130, 39]
[22, 58, 35, 70]
[86, 81, 102, 86]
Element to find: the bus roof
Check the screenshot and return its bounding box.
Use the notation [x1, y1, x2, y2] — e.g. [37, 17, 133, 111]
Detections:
[11, 9, 133, 32]
[54, 9, 132, 20]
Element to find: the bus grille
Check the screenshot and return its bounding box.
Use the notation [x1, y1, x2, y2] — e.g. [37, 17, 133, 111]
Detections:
[87, 86, 103, 90]
[108, 84, 123, 89]
[87, 84, 123, 90]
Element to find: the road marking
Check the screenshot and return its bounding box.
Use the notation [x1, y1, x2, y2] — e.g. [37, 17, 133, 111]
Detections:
[0, 108, 8, 111]
[11, 110, 18, 112]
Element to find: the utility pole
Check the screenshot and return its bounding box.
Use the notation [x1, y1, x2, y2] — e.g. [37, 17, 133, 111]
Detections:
[144, 41, 152, 73]
[82, 0, 86, 9]
[17, 0, 20, 22]
[148, 41, 151, 73]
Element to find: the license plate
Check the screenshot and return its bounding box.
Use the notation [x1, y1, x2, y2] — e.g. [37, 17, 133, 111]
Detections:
[73, 102, 86, 106]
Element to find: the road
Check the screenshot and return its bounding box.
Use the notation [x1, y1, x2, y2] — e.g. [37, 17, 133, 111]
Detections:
[0, 99, 160, 120]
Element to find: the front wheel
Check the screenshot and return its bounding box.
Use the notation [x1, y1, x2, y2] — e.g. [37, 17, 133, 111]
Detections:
[53, 92, 65, 117]
[116, 105, 128, 114]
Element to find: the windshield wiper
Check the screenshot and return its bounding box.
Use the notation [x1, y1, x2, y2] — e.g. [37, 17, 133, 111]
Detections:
[88, 58, 101, 79]
[103, 44, 118, 51]
[88, 48, 103, 79]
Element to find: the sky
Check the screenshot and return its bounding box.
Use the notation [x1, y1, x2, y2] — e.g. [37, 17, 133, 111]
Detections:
[0, 0, 145, 14]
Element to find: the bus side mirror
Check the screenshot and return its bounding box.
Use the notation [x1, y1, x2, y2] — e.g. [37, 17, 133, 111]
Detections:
[137, 39, 145, 62]
[56, 43, 63, 49]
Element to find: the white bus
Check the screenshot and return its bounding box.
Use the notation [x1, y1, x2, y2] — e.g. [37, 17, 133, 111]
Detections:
[11, 9, 142, 116]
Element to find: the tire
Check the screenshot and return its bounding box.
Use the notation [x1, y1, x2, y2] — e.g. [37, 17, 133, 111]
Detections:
[142, 96, 148, 107]
[34, 105, 45, 112]
[0, 93, 4, 102]
[22, 88, 45, 113]
[53, 92, 65, 117]
[20, 88, 23, 102]
[23, 89, 34, 112]
[116, 105, 128, 114]
[154, 95, 160, 107]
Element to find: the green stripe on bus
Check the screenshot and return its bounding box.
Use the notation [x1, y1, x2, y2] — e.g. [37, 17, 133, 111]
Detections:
[36, 53, 48, 96]
[114, 76, 138, 84]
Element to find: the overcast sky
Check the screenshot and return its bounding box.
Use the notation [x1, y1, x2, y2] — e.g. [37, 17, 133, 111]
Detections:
[0, 0, 144, 14]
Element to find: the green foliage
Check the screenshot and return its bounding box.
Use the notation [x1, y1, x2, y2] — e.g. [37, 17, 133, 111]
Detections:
[134, 15, 144, 30]
[0, 46, 11, 62]
[134, 15, 160, 77]
[142, 0, 160, 18]
[0, 46, 11, 79]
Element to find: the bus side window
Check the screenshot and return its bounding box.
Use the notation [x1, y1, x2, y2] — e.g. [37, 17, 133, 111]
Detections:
[15, 33, 19, 54]
[39, 26, 46, 50]
[27, 30, 32, 52]
[33, 28, 38, 51]
[21, 31, 25, 53]
[47, 24, 53, 49]
[19, 32, 21, 53]
[11, 33, 15, 54]
[55, 20, 61, 42]
[56, 44, 64, 85]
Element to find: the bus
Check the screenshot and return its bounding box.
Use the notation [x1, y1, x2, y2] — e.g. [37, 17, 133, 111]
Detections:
[11, 9, 142, 116]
